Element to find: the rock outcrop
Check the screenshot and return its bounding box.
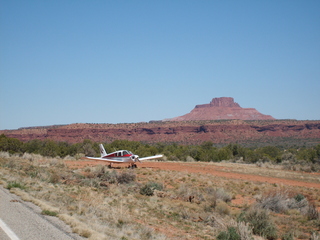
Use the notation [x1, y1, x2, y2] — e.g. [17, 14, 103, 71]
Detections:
[168, 97, 275, 121]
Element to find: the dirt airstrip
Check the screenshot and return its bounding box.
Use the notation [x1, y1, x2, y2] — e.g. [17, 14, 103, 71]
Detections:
[68, 160, 320, 189]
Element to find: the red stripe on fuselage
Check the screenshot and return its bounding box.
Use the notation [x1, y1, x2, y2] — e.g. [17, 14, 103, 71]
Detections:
[103, 154, 133, 159]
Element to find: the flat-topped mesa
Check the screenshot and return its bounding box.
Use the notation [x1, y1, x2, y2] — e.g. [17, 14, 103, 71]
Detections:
[168, 97, 275, 121]
[196, 97, 241, 108]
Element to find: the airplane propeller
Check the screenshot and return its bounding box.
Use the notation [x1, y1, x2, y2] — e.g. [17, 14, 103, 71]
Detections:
[135, 155, 141, 163]
[131, 155, 141, 163]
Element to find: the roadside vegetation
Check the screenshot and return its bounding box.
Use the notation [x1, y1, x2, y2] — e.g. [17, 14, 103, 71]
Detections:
[0, 134, 320, 239]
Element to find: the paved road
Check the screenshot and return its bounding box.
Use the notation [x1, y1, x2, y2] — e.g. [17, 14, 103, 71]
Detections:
[0, 185, 84, 240]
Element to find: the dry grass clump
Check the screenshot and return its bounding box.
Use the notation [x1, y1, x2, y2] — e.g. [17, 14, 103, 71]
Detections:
[311, 232, 320, 240]
[305, 203, 320, 220]
[58, 213, 105, 239]
[0, 151, 11, 158]
[9, 187, 60, 214]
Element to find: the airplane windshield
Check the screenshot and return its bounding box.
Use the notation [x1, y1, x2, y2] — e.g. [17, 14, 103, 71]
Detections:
[123, 150, 129, 155]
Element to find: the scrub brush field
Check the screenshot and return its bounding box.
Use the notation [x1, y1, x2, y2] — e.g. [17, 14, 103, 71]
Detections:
[0, 152, 319, 239]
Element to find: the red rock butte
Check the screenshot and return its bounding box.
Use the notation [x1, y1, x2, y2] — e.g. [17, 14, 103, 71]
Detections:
[168, 97, 275, 121]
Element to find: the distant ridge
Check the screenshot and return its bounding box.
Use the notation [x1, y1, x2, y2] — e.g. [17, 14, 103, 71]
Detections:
[167, 97, 275, 121]
[1, 120, 319, 146]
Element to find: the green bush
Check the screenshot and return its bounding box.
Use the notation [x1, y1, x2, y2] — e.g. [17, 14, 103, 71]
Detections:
[217, 227, 241, 240]
[140, 182, 163, 196]
[294, 193, 305, 202]
[238, 207, 277, 240]
[41, 210, 58, 216]
[6, 181, 25, 190]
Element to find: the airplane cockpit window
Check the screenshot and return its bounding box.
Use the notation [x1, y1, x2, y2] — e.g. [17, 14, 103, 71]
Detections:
[123, 151, 129, 155]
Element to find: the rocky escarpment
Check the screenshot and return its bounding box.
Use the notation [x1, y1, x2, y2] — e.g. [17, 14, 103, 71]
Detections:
[1, 120, 319, 145]
[168, 97, 275, 121]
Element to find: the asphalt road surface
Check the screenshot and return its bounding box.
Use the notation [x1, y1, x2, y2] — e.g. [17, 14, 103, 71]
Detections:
[0, 185, 84, 240]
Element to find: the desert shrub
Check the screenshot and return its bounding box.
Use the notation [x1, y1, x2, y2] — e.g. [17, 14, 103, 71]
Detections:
[204, 196, 217, 212]
[48, 172, 60, 184]
[203, 188, 232, 212]
[98, 170, 118, 184]
[281, 152, 296, 162]
[238, 207, 277, 240]
[297, 148, 317, 163]
[281, 159, 320, 172]
[80, 178, 100, 188]
[4, 160, 19, 169]
[215, 188, 232, 203]
[216, 200, 230, 216]
[294, 193, 305, 202]
[41, 210, 58, 216]
[311, 232, 320, 240]
[0, 151, 10, 159]
[6, 181, 25, 190]
[235, 221, 254, 240]
[217, 227, 241, 240]
[306, 203, 320, 220]
[258, 190, 310, 215]
[116, 170, 136, 184]
[287, 197, 309, 210]
[281, 232, 294, 240]
[98, 170, 136, 184]
[257, 190, 290, 213]
[140, 182, 163, 196]
[186, 156, 195, 162]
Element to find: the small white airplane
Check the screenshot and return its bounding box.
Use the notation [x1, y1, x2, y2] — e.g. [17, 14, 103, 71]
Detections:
[85, 144, 163, 168]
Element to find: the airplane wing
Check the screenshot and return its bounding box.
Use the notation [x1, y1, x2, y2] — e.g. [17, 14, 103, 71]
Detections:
[84, 157, 125, 163]
[139, 154, 163, 161]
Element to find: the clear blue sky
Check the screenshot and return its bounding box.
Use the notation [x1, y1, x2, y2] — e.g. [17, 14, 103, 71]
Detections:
[1, 0, 319, 130]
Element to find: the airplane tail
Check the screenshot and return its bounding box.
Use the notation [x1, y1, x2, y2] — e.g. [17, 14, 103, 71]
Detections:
[99, 144, 107, 157]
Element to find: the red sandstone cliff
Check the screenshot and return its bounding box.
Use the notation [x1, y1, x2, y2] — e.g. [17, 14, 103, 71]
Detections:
[168, 97, 275, 121]
[1, 120, 319, 145]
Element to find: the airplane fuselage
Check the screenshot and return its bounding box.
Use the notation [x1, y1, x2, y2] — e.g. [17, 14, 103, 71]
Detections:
[85, 144, 163, 168]
[96, 150, 138, 165]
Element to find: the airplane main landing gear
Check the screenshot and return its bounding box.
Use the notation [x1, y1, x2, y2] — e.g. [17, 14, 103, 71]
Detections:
[129, 164, 137, 169]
